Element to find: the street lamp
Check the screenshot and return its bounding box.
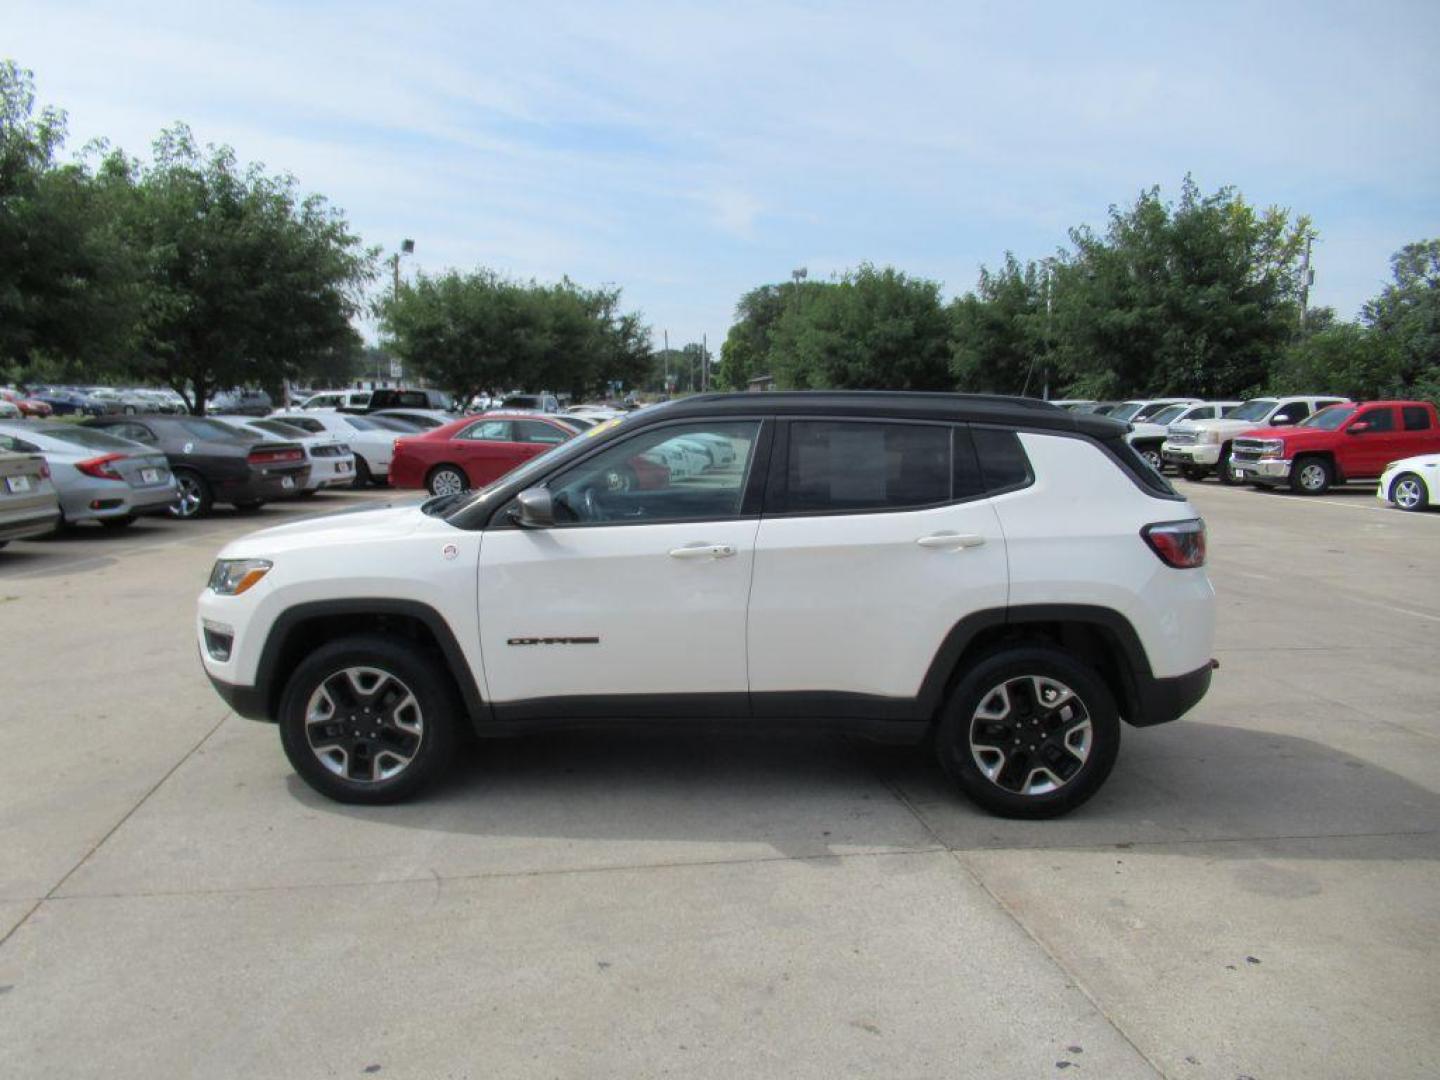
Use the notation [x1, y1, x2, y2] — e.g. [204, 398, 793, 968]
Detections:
[382, 239, 415, 386]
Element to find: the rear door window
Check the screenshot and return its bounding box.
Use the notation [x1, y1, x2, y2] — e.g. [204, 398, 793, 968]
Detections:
[971, 428, 1033, 493]
[1356, 407, 1396, 432]
[785, 421, 951, 514]
[1402, 406, 1431, 431]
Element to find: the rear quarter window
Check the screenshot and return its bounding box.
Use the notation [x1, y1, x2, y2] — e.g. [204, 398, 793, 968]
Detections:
[971, 428, 1033, 493]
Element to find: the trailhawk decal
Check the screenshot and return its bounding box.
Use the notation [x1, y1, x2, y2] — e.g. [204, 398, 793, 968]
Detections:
[507, 636, 600, 646]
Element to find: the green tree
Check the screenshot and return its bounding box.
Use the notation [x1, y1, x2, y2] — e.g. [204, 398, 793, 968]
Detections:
[0, 62, 140, 374]
[381, 270, 651, 406]
[1364, 240, 1440, 399]
[950, 254, 1049, 394]
[1048, 177, 1311, 398]
[113, 125, 375, 414]
[1269, 323, 1403, 400]
[769, 265, 951, 390]
[716, 283, 811, 390]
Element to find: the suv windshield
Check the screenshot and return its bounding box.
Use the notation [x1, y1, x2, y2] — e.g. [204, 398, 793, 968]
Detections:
[1227, 399, 1279, 422]
[1299, 405, 1357, 430]
[1146, 405, 1188, 426]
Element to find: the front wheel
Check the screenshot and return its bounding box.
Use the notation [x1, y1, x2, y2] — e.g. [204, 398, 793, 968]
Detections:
[1391, 472, 1429, 512]
[1290, 456, 1332, 496]
[935, 646, 1120, 819]
[1179, 465, 1209, 482]
[278, 636, 461, 805]
[1217, 445, 1243, 485]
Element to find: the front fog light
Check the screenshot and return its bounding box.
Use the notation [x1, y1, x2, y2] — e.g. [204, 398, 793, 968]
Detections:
[208, 558, 272, 595]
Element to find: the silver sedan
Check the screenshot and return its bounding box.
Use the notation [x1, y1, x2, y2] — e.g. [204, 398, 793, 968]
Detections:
[0, 421, 179, 528]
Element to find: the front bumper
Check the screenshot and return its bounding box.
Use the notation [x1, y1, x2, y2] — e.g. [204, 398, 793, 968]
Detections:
[1230, 458, 1291, 483]
[205, 670, 271, 721]
[1162, 443, 1220, 466]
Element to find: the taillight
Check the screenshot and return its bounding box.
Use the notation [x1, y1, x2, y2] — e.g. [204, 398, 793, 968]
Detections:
[38, 461, 51, 480]
[75, 453, 125, 480]
[247, 447, 304, 465]
[1142, 519, 1206, 568]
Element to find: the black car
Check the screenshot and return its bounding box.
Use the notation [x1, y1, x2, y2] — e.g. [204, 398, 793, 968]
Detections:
[85, 416, 310, 519]
[347, 388, 454, 413]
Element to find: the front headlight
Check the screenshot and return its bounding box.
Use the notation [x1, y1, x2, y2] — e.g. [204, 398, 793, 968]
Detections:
[208, 558, 273, 595]
[1259, 440, 1286, 459]
[1197, 430, 1220, 445]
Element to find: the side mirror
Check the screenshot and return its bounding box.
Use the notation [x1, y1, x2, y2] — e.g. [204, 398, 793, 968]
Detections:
[1347, 422, 1370, 435]
[512, 485, 555, 528]
[1271, 413, 1293, 426]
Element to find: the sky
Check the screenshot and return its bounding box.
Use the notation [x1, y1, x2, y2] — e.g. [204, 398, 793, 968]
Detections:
[8, 0, 1440, 348]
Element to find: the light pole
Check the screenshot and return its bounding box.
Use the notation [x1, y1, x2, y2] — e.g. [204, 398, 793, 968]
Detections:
[383, 239, 415, 387]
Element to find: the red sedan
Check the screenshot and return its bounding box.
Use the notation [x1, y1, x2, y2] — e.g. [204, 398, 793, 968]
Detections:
[1, 389, 53, 418]
[390, 413, 583, 495]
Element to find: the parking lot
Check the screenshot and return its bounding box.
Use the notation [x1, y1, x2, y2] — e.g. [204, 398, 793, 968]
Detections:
[1, 481, 1436, 1079]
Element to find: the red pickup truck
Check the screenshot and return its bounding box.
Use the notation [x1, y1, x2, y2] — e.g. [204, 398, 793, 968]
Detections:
[1229, 400, 1440, 494]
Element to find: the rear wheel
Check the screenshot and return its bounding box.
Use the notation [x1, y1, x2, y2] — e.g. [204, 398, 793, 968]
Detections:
[1290, 456, 1332, 496]
[278, 635, 461, 804]
[1391, 472, 1429, 512]
[426, 464, 468, 496]
[170, 468, 213, 519]
[935, 645, 1120, 819]
[352, 456, 373, 489]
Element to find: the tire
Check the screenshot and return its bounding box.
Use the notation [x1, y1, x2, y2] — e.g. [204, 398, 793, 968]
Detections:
[352, 456, 373, 490]
[1134, 444, 1163, 473]
[99, 515, 136, 530]
[1180, 465, 1209, 482]
[426, 464, 468, 496]
[1217, 444, 1243, 485]
[935, 645, 1120, 819]
[170, 468, 213, 519]
[1290, 455, 1332, 496]
[277, 635, 462, 805]
[1390, 472, 1429, 512]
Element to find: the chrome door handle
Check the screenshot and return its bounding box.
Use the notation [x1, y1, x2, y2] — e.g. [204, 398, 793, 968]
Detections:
[669, 543, 737, 559]
[916, 532, 986, 550]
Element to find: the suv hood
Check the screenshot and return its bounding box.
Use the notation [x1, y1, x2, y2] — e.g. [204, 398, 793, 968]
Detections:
[222, 501, 430, 556]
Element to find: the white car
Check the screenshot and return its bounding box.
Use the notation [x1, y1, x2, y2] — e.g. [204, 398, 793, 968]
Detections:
[1377, 453, 1440, 513]
[267, 411, 399, 486]
[0, 398, 19, 420]
[217, 416, 357, 494]
[1163, 395, 1349, 483]
[1126, 401, 1241, 471]
[198, 392, 1217, 818]
[293, 389, 373, 412]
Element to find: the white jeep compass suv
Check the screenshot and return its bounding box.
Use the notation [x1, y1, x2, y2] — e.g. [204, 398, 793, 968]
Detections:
[198, 392, 1216, 818]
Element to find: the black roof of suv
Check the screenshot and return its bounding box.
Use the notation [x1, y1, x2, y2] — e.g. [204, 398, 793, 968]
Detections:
[658, 391, 1127, 437]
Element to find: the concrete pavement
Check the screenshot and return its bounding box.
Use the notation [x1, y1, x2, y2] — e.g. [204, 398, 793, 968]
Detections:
[0, 482, 1436, 1078]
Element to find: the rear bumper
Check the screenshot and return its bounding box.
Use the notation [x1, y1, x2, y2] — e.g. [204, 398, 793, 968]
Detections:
[59, 479, 179, 521]
[1128, 660, 1214, 727]
[0, 507, 61, 542]
[215, 467, 311, 504]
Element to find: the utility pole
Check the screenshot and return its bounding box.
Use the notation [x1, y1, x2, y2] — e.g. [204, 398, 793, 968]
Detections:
[1298, 235, 1314, 332]
[663, 330, 669, 395]
[384, 239, 415, 387]
[701, 333, 708, 392]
